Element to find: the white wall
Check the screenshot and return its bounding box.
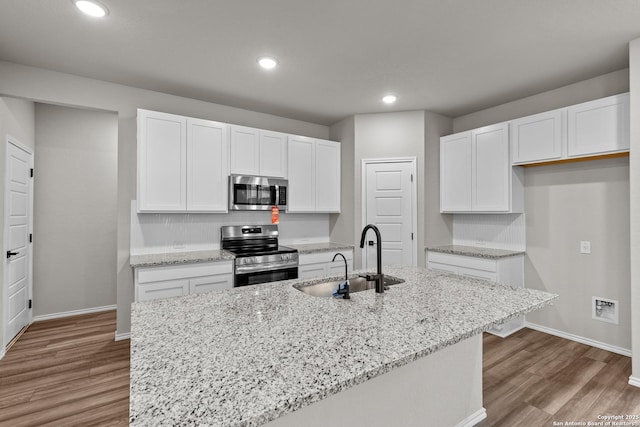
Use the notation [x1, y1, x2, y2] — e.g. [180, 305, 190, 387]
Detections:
[629, 38, 640, 380]
[452, 69, 631, 352]
[354, 111, 426, 268]
[0, 97, 35, 348]
[33, 104, 118, 316]
[0, 60, 329, 337]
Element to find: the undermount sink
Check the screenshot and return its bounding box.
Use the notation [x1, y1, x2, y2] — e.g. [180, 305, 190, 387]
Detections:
[293, 275, 405, 297]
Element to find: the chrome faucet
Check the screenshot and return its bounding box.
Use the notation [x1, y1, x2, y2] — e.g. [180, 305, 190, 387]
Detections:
[359, 224, 384, 293]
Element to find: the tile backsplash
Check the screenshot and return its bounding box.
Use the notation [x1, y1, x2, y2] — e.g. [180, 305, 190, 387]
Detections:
[130, 201, 330, 254]
[452, 213, 525, 251]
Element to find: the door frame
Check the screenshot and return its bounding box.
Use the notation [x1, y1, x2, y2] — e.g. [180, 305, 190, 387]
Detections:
[3, 135, 34, 350]
[361, 157, 418, 269]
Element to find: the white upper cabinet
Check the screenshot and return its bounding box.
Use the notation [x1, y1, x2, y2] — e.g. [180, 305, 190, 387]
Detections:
[288, 135, 316, 212]
[230, 126, 287, 178]
[186, 118, 229, 212]
[315, 139, 341, 212]
[473, 123, 511, 212]
[440, 123, 523, 214]
[259, 131, 288, 178]
[440, 131, 472, 212]
[288, 136, 341, 213]
[511, 109, 563, 164]
[138, 109, 228, 213]
[230, 125, 260, 175]
[509, 93, 629, 165]
[138, 110, 187, 212]
[567, 93, 630, 158]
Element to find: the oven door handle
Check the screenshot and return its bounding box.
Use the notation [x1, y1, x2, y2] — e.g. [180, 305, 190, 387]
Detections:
[235, 261, 298, 274]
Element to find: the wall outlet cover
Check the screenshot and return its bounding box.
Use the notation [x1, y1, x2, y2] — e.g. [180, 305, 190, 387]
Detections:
[580, 241, 591, 254]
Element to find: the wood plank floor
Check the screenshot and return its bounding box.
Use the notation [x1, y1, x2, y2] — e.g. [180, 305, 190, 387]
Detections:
[2, 312, 640, 426]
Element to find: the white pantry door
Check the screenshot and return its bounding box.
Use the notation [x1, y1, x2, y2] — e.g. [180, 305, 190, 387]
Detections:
[4, 139, 33, 347]
[363, 159, 416, 269]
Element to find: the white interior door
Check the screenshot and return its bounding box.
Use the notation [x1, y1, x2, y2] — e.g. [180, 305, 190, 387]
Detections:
[4, 139, 33, 347]
[363, 159, 416, 269]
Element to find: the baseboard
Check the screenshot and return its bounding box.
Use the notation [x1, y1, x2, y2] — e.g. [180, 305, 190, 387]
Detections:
[525, 321, 631, 357]
[455, 408, 487, 427]
[115, 331, 131, 341]
[32, 304, 117, 323]
[629, 376, 640, 388]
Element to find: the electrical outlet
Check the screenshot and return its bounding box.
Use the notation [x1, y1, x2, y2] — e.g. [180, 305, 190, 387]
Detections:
[580, 241, 591, 254]
[172, 241, 186, 250]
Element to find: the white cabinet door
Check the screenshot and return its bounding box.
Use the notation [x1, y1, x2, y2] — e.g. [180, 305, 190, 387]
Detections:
[187, 118, 229, 212]
[472, 123, 510, 212]
[260, 131, 287, 178]
[287, 135, 316, 212]
[189, 274, 233, 294]
[315, 139, 341, 212]
[567, 93, 630, 157]
[137, 279, 189, 302]
[511, 110, 563, 164]
[299, 264, 327, 279]
[230, 125, 260, 175]
[440, 131, 472, 212]
[138, 110, 187, 212]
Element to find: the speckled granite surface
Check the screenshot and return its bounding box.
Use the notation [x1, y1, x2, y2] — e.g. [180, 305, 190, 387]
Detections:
[427, 244, 525, 259]
[286, 242, 354, 254]
[129, 250, 234, 267]
[130, 265, 556, 426]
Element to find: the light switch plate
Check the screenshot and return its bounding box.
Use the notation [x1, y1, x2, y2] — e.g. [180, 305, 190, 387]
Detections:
[580, 241, 591, 254]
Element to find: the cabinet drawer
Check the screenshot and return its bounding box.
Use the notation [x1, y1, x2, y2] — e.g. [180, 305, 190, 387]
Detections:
[299, 264, 327, 279]
[427, 262, 459, 275]
[459, 267, 497, 282]
[137, 279, 189, 302]
[299, 250, 353, 266]
[137, 260, 232, 283]
[427, 252, 497, 272]
[189, 274, 233, 294]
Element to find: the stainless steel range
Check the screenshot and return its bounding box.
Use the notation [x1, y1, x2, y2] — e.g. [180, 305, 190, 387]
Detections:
[221, 225, 298, 287]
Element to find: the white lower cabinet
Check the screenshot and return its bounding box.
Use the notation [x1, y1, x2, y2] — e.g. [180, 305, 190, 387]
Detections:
[427, 251, 524, 337]
[299, 249, 354, 280]
[135, 260, 233, 302]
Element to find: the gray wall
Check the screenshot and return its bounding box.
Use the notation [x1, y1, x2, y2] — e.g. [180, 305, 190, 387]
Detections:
[0, 97, 35, 347]
[33, 104, 118, 317]
[0, 60, 329, 337]
[424, 111, 453, 248]
[629, 38, 640, 379]
[453, 69, 631, 351]
[329, 116, 355, 247]
[353, 111, 426, 268]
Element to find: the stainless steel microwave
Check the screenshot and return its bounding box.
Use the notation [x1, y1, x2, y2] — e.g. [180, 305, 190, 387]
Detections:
[229, 175, 288, 211]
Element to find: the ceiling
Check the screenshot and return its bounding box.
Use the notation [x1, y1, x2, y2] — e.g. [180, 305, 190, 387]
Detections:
[1, 0, 639, 126]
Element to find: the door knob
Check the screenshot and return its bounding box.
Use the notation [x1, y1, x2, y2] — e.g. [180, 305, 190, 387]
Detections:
[368, 241, 375, 246]
[6, 250, 19, 259]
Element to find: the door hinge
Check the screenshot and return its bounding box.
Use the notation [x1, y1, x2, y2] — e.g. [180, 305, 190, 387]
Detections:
[28, 299, 32, 309]
[30, 168, 33, 178]
[29, 233, 33, 243]
[411, 174, 413, 182]
[411, 232, 414, 240]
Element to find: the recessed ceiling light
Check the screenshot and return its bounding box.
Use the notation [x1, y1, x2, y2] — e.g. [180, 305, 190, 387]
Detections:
[73, 0, 108, 18]
[382, 95, 397, 104]
[258, 57, 278, 70]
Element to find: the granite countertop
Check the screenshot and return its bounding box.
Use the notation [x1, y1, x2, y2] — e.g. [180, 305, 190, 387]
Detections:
[129, 249, 234, 268]
[427, 244, 525, 259]
[286, 242, 354, 254]
[130, 265, 556, 426]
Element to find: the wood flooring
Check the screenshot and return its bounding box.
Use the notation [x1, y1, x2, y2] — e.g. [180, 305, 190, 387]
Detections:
[2, 312, 640, 426]
[0, 311, 129, 427]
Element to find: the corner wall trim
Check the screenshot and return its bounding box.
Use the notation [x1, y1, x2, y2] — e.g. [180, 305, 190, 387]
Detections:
[629, 376, 640, 388]
[525, 321, 631, 357]
[32, 304, 117, 323]
[115, 332, 131, 341]
[455, 408, 487, 427]
[0, 348, 5, 361]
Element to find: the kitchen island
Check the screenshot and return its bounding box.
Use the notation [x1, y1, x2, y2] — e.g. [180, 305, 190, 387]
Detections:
[130, 265, 556, 426]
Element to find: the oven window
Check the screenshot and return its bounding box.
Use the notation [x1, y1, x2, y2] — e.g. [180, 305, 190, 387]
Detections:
[235, 267, 298, 287]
